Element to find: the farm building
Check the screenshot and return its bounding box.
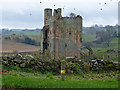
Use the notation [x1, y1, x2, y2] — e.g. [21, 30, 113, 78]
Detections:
[41, 8, 82, 58]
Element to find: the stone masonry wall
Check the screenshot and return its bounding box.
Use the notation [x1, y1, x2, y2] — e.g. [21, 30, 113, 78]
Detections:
[41, 8, 82, 58]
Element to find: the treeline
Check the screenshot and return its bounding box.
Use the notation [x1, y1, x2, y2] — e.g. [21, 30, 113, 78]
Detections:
[83, 24, 119, 47]
[15, 36, 40, 46]
[83, 24, 119, 37]
[22, 37, 40, 46]
[4, 35, 40, 46]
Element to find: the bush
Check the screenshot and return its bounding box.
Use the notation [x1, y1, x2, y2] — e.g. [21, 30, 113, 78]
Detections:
[46, 73, 54, 79]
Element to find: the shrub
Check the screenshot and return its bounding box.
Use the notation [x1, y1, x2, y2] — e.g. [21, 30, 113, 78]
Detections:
[83, 62, 90, 72]
[46, 73, 54, 79]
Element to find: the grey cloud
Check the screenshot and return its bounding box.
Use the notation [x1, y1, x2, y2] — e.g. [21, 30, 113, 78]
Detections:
[2, 0, 118, 28]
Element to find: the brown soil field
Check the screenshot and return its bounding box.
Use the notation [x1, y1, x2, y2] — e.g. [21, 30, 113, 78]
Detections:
[0, 40, 40, 53]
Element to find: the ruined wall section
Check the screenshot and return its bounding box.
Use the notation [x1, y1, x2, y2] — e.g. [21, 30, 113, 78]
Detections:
[58, 16, 82, 57]
[44, 8, 52, 26]
[40, 30, 43, 53]
[53, 8, 62, 58]
[51, 9, 82, 58]
[44, 8, 56, 57]
[41, 8, 54, 55]
[47, 19, 54, 57]
[41, 8, 82, 58]
[76, 16, 82, 47]
[60, 17, 77, 57]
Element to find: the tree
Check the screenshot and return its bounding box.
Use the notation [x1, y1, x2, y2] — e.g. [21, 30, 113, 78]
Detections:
[113, 31, 117, 37]
[24, 37, 36, 45]
[69, 12, 76, 17]
[96, 30, 112, 47]
[88, 27, 96, 35]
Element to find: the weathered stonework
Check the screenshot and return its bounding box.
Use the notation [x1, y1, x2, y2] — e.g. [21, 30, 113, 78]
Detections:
[41, 8, 82, 58]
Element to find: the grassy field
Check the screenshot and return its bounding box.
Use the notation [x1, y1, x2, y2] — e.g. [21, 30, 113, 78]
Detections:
[1, 70, 119, 88]
[28, 36, 41, 42]
[83, 34, 97, 42]
[2, 75, 118, 88]
[82, 34, 119, 61]
[3, 30, 41, 37]
[17, 31, 41, 36]
[83, 34, 118, 51]
[1, 66, 119, 88]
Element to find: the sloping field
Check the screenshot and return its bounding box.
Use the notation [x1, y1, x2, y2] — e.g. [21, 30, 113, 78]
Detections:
[1, 40, 40, 53]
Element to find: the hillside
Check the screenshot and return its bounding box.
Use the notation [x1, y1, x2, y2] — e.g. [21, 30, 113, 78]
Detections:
[1, 40, 40, 53]
[83, 34, 118, 50]
[2, 29, 41, 37]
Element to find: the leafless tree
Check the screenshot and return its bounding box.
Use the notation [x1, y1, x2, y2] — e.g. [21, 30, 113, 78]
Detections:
[69, 12, 76, 17]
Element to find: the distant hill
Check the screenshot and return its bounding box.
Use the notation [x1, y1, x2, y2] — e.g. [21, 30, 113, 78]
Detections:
[2, 28, 41, 37]
[3, 34, 40, 46]
[83, 24, 118, 35]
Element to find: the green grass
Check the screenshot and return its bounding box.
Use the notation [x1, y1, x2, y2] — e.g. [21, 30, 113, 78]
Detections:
[28, 36, 41, 42]
[1, 69, 119, 88]
[2, 74, 118, 88]
[1, 62, 119, 88]
[19, 31, 41, 36]
[83, 34, 118, 51]
[83, 35, 119, 61]
[94, 37, 118, 50]
[90, 49, 118, 61]
[83, 34, 97, 42]
[110, 38, 118, 50]
[0, 75, 1, 87]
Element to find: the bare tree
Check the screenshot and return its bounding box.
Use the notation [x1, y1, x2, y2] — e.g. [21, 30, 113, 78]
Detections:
[69, 12, 76, 17]
[96, 30, 112, 47]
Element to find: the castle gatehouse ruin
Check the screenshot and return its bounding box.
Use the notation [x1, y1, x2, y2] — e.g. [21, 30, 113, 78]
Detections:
[41, 8, 82, 58]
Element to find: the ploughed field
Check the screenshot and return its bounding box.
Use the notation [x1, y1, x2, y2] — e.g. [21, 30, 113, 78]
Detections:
[1, 40, 40, 53]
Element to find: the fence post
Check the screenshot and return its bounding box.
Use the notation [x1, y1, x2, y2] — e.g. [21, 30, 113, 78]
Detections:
[61, 60, 66, 81]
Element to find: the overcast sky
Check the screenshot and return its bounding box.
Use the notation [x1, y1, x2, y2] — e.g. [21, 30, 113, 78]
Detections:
[0, 0, 119, 29]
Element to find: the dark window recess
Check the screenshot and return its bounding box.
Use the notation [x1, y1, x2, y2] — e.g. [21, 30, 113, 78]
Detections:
[80, 38, 82, 42]
[56, 10, 58, 13]
[69, 32, 71, 35]
[43, 29, 48, 53]
[75, 56, 77, 58]
[65, 44, 67, 47]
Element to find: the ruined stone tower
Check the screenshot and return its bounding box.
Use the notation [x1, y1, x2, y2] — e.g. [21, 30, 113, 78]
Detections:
[41, 8, 82, 58]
